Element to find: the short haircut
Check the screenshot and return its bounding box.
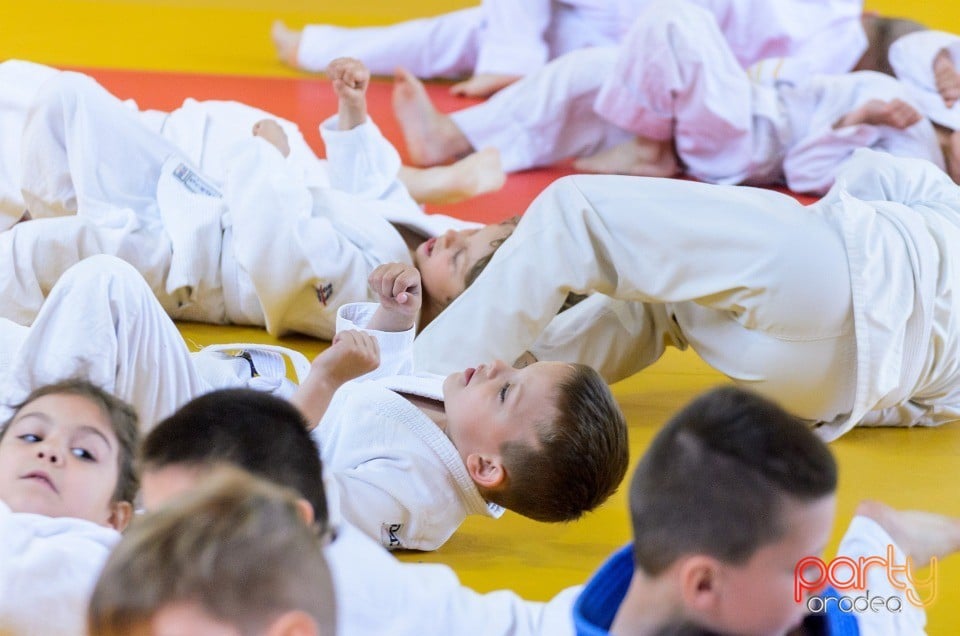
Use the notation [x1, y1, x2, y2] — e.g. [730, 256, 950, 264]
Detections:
[630, 386, 837, 575]
[463, 216, 521, 290]
[88, 466, 336, 636]
[490, 363, 629, 522]
[140, 389, 328, 532]
[1, 378, 140, 504]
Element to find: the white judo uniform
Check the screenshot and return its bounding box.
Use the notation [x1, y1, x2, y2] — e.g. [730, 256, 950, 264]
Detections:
[326, 519, 576, 635]
[415, 150, 960, 441]
[890, 29, 960, 131]
[449, 0, 868, 172]
[0, 256, 289, 431]
[1, 68, 476, 337]
[0, 500, 119, 636]
[295, 0, 634, 78]
[592, 2, 943, 194]
[314, 302, 503, 551]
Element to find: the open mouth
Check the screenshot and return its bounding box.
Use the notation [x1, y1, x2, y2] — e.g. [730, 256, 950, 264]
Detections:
[464, 367, 476, 385]
[424, 237, 437, 256]
[22, 471, 58, 493]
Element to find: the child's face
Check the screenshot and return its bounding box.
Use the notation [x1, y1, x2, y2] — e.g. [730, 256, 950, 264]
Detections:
[414, 221, 515, 306]
[0, 394, 122, 526]
[704, 495, 836, 636]
[442, 360, 572, 464]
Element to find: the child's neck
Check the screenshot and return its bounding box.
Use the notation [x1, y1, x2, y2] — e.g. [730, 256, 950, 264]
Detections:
[609, 571, 683, 636]
[399, 392, 448, 434]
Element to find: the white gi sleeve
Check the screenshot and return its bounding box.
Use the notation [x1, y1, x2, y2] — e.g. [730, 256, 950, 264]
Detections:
[835, 516, 928, 635]
[475, 0, 552, 75]
[336, 301, 415, 379]
[319, 116, 415, 209]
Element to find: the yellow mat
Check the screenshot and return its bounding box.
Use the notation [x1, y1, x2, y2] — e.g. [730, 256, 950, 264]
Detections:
[5, 1, 960, 632]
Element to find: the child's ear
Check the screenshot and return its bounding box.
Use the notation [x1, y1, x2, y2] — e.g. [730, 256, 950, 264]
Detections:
[678, 555, 723, 615]
[265, 610, 320, 636]
[295, 498, 315, 526]
[465, 453, 505, 489]
[107, 501, 134, 532]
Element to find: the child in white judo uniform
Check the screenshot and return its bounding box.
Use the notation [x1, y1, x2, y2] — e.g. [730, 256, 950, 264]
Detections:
[89, 468, 338, 636]
[0, 379, 139, 636]
[139, 388, 575, 636]
[0, 58, 514, 337]
[273, 0, 865, 100]
[0, 58, 503, 231]
[390, 0, 869, 173]
[297, 261, 630, 550]
[564, 387, 942, 635]
[575, 2, 949, 194]
[415, 149, 960, 441]
[272, 0, 640, 98]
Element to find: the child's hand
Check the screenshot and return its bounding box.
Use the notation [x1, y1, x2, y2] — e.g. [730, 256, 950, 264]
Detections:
[327, 57, 370, 130]
[291, 330, 379, 428]
[368, 263, 421, 332]
[252, 119, 291, 157]
[449, 73, 521, 98]
[312, 330, 381, 386]
[934, 48, 960, 109]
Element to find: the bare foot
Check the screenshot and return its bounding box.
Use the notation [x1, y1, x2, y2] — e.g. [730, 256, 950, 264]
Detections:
[934, 48, 960, 109]
[836, 99, 922, 129]
[573, 137, 679, 177]
[450, 73, 521, 98]
[392, 67, 473, 166]
[253, 119, 290, 157]
[327, 57, 369, 130]
[272, 20, 301, 67]
[399, 147, 506, 204]
[856, 500, 960, 566]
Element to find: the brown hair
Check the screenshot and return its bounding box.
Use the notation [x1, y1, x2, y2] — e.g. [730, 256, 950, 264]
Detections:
[88, 466, 336, 636]
[1, 378, 140, 504]
[630, 386, 837, 575]
[463, 215, 521, 290]
[486, 363, 629, 522]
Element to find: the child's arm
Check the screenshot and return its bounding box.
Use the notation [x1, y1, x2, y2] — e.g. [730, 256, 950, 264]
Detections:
[290, 330, 380, 429]
[367, 262, 422, 333]
[327, 57, 369, 131]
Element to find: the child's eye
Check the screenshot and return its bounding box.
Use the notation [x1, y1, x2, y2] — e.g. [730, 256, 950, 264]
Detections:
[499, 383, 510, 403]
[17, 433, 41, 443]
[71, 448, 96, 462]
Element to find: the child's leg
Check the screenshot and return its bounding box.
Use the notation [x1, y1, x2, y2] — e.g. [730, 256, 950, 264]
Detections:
[0, 256, 210, 431]
[0, 215, 172, 327]
[394, 47, 630, 172]
[591, 2, 760, 182]
[21, 71, 179, 226]
[0, 60, 60, 230]
[281, 7, 483, 77]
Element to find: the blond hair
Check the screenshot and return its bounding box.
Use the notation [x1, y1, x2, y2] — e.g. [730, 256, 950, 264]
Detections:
[88, 466, 336, 636]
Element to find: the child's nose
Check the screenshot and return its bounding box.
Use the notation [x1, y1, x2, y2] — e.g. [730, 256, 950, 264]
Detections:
[442, 229, 459, 248]
[36, 447, 63, 465]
